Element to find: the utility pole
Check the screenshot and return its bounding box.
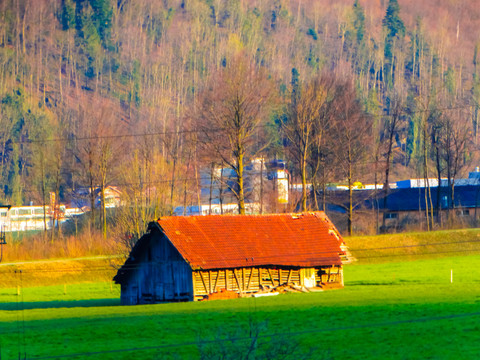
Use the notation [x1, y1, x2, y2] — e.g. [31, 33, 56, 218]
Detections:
[0, 225, 5, 263]
[0, 205, 11, 263]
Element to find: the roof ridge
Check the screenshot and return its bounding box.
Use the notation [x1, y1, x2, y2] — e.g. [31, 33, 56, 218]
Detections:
[157, 211, 327, 221]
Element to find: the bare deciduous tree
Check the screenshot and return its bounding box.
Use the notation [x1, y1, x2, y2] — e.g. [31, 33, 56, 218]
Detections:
[329, 79, 372, 236]
[74, 97, 125, 238]
[381, 93, 405, 229]
[283, 74, 331, 212]
[196, 54, 274, 214]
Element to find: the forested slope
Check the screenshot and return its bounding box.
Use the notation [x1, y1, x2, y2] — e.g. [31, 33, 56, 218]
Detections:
[1, 0, 479, 235]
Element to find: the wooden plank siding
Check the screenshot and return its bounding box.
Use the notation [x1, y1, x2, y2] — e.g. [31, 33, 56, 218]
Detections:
[119, 233, 194, 305]
[192, 265, 343, 300]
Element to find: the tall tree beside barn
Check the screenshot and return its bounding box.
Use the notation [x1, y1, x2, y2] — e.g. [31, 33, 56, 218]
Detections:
[329, 78, 372, 236]
[283, 73, 331, 212]
[381, 92, 405, 229]
[195, 54, 275, 214]
[436, 105, 472, 221]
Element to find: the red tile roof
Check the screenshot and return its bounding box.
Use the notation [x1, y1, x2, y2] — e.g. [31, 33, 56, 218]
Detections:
[157, 212, 345, 270]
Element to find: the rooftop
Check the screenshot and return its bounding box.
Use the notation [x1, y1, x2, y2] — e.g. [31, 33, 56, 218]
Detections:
[156, 212, 345, 270]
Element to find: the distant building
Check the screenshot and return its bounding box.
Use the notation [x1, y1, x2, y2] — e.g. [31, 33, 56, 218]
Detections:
[0, 205, 76, 232]
[321, 167, 480, 231]
[177, 158, 290, 216]
[71, 186, 122, 210]
[94, 186, 122, 208]
[173, 202, 260, 216]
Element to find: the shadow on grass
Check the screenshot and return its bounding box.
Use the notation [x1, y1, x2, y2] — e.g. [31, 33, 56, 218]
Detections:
[0, 298, 120, 311]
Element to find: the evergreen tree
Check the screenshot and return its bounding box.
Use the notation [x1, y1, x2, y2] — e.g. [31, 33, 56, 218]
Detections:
[291, 68, 300, 108]
[382, 0, 405, 60]
[382, 0, 405, 39]
[349, 0, 367, 76]
[81, 4, 102, 78]
[89, 0, 113, 47]
[382, 0, 406, 87]
[60, 0, 76, 31]
[353, 0, 365, 43]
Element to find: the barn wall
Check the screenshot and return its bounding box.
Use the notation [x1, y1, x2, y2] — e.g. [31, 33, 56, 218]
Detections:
[120, 231, 193, 305]
[192, 265, 343, 300]
[120, 283, 136, 305]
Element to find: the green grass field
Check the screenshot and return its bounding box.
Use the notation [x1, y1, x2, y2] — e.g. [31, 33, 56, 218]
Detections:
[1, 253, 480, 360]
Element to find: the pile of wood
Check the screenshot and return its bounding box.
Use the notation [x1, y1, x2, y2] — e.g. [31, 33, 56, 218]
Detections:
[202, 282, 341, 301]
[250, 283, 324, 297]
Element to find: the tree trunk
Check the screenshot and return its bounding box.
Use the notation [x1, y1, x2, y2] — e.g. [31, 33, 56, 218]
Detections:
[169, 155, 177, 215]
[347, 145, 353, 236]
[40, 153, 47, 234]
[101, 178, 106, 239]
[194, 141, 202, 215]
[88, 152, 96, 232]
[237, 150, 245, 215]
[434, 135, 442, 226]
[219, 162, 224, 214]
[348, 169, 353, 236]
[301, 154, 308, 212]
[322, 165, 327, 212]
[209, 162, 214, 215]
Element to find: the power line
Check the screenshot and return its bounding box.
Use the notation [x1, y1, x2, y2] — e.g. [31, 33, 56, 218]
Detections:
[2, 104, 476, 146]
[5, 125, 237, 145]
[15, 128, 203, 144]
[0, 173, 251, 196]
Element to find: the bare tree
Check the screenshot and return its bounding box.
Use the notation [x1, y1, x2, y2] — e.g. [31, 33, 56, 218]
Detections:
[438, 106, 472, 220]
[329, 79, 372, 236]
[381, 93, 405, 229]
[195, 54, 274, 214]
[283, 75, 331, 212]
[74, 97, 125, 238]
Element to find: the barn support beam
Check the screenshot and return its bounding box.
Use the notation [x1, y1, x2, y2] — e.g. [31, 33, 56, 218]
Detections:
[242, 268, 246, 291]
[246, 267, 254, 290]
[199, 272, 208, 293]
[213, 270, 220, 292]
[233, 269, 242, 293]
[208, 271, 212, 293]
[267, 268, 275, 286]
[225, 269, 229, 290]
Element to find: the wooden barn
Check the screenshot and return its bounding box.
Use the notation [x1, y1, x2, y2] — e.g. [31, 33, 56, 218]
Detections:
[113, 212, 349, 305]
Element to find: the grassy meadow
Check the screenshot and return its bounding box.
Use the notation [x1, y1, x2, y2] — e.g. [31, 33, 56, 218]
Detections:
[1, 230, 480, 359]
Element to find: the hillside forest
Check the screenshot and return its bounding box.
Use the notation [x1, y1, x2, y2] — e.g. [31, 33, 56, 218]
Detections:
[1, 0, 480, 239]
